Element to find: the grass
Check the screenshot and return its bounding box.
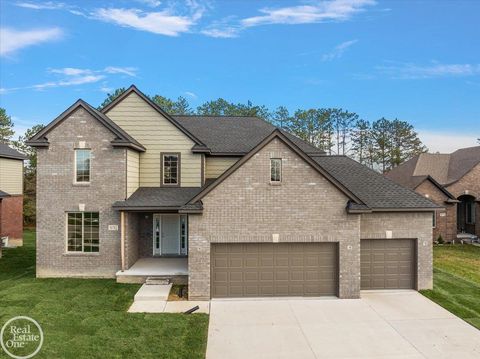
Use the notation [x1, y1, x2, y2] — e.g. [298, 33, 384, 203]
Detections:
[0, 230, 209, 359]
[421, 244, 480, 329]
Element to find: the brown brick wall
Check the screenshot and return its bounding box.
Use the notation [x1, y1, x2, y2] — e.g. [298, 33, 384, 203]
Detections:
[125, 212, 139, 269]
[415, 180, 456, 242]
[360, 212, 433, 290]
[0, 195, 23, 241]
[36, 107, 126, 278]
[190, 137, 363, 299]
[446, 163, 480, 237]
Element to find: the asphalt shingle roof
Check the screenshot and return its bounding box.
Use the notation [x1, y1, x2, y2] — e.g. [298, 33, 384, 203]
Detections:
[0, 190, 10, 198]
[173, 115, 324, 155]
[386, 146, 480, 187]
[0, 143, 26, 160]
[112, 187, 203, 210]
[312, 155, 439, 209]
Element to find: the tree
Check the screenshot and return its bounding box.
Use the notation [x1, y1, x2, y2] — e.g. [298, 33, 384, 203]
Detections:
[272, 106, 291, 129]
[288, 109, 333, 153]
[196, 99, 271, 121]
[371, 118, 393, 173]
[98, 88, 126, 109]
[11, 124, 46, 226]
[330, 108, 358, 155]
[351, 119, 372, 166]
[151, 95, 193, 115]
[389, 119, 426, 168]
[0, 107, 15, 143]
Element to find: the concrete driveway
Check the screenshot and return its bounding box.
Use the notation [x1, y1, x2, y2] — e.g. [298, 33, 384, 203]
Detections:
[206, 291, 480, 359]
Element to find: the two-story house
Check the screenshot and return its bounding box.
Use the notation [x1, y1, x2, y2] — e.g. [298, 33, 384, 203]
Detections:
[28, 85, 439, 300]
[0, 143, 26, 249]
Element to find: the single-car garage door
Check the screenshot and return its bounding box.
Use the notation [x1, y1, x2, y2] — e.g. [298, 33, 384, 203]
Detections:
[361, 239, 416, 290]
[211, 243, 338, 298]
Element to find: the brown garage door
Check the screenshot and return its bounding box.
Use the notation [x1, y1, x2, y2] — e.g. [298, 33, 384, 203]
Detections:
[211, 243, 338, 298]
[361, 239, 416, 290]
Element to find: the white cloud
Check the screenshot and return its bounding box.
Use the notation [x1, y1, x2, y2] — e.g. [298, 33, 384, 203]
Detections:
[377, 62, 480, 79]
[321, 39, 358, 61]
[92, 7, 201, 36]
[0, 27, 63, 56]
[241, 0, 376, 27]
[184, 91, 197, 99]
[15, 1, 65, 10]
[2, 66, 137, 93]
[104, 66, 137, 77]
[134, 0, 162, 7]
[418, 130, 478, 153]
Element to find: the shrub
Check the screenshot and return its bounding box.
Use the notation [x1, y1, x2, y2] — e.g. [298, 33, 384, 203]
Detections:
[437, 234, 444, 244]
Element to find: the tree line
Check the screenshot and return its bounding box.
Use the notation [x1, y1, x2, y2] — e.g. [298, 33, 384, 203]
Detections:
[102, 88, 428, 171]
[1, 90, 430, 225]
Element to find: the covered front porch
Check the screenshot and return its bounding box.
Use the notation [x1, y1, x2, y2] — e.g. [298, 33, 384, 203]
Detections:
[113, 187, 203, 283]
[116, 257, 188, 283]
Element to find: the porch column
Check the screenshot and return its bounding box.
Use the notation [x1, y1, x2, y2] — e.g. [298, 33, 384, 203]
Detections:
[120, 211, 125, 272]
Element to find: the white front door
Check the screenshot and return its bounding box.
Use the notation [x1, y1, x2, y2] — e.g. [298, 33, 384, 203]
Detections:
[153, 215, 187, 256]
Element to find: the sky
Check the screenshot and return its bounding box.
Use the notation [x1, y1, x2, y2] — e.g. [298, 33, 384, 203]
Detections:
[0, 0, 479, 153]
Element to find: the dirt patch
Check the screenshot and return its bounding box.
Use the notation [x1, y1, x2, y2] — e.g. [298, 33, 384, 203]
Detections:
[168, 285, 188, 301]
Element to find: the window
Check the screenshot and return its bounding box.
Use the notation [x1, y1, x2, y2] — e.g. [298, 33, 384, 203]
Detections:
[162, 153, 179, 185]
[270, 158, 282, 182]
[67, 212, 99, 252]
[432, 213, 436, 228]
[75, 149, 91, 183]
[180, 215, 188, 255]
[466, 201, 476, 224]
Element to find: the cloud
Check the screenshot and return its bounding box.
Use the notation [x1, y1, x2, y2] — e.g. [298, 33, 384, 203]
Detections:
[201, 0, 375, 38]
[15, 1, 65, 10]
[92, 6, 203, 36]
[0, 27, 63, 56]
[2, 66, 137, 93]
[184, 91, 197, 99]
[321, 39, 358, 61]
[134, 0, 162, 7]
[104, 66, 137, 76]
[241, 0, 376, 27]
[377, 62, 480, 79]
[418, 130, 479, 153]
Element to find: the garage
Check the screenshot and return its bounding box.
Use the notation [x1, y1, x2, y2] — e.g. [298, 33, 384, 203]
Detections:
[361, 239, 416, 290]
[211, 242, 338, 298]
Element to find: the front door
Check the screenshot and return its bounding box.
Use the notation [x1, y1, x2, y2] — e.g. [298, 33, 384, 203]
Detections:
[153, 215, 188, 256]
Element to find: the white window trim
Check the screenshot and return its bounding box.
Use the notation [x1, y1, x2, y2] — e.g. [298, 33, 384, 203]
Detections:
[65, 211, 99, 254]
[161, 153, 180, 186]
[74, 148, 91, 185]
[270, 158, 282, 184]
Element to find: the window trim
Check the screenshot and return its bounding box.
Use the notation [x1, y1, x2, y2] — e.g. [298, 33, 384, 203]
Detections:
[65, 211, 100, 254]
[160, 152, 181, 187]
[432, 212, 436, 228]
[270, 158, 282, 184]
[74, 148, 91, 184]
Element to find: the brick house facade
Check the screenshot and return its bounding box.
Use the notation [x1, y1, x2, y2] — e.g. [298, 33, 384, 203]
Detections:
[386, 148, 480, 242]
[28, 85, 438, 299]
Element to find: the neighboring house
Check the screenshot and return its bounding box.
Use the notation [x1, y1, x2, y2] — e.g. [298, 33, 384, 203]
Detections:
[27, 85, 439, 300]
[0, 143, 26, 249]
[386, 147, 480, 242]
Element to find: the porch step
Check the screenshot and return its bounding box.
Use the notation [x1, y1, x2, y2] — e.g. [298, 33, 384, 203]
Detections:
[134, 283, 172, 302]
[146, 277, 171, 285]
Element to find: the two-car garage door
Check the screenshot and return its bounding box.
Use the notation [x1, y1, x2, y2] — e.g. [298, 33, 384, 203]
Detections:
[211, 243, 338, 298]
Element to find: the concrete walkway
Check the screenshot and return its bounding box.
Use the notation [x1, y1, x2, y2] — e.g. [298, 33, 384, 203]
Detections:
[207, 291, 480, 359]
[128, 283, 210, 313]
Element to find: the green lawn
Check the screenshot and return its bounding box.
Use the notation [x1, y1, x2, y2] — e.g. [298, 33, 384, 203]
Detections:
[421, 244, 480, 330]
[0, 230, 209, 359]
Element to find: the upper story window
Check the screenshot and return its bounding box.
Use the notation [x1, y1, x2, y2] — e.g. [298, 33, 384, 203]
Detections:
[75, 149, 91, 183]
[162, 153, 180, 186]
[270, 158, 282, 183]
[67, 212, 99, 253]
